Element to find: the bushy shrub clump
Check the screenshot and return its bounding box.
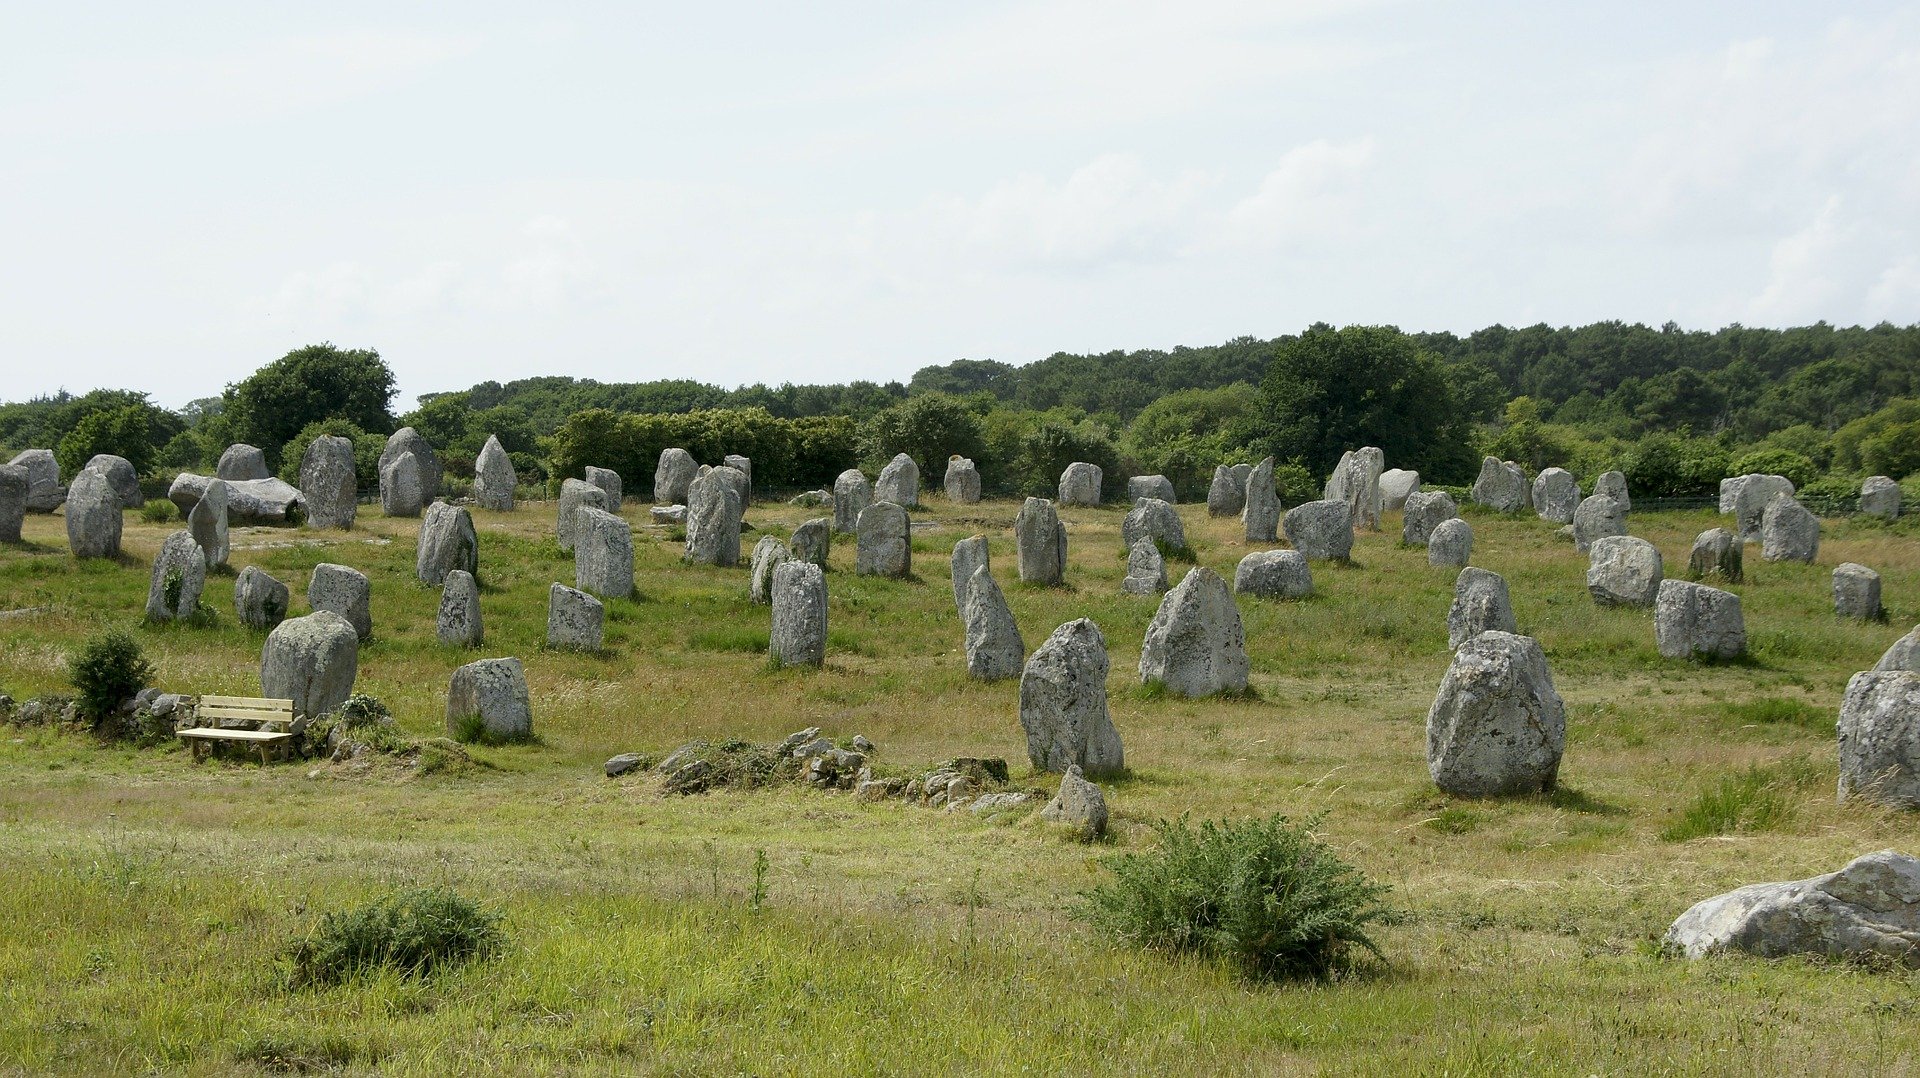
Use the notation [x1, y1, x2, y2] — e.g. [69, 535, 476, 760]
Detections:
[288, 887, 504, 988]
[1080, 813, 1390, 981]
[66, 631, 153, 723]
[139, 499, 178, 524]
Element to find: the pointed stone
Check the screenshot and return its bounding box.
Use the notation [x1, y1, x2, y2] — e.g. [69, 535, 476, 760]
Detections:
[188, 478, 230, 568]
[1427, 631, 1565, 796]
[1039, 764, 1108, 839]
[473, 435, 517, 511]
[1019, 619, 1123, 775]
[1139, 567, 1248, 697]
[963, 565, 1025, 679]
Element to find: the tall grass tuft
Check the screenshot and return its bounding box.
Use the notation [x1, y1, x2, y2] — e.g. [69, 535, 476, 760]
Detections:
[1659, 759, 1821, 842]
[287, 887, 504, 988]
[1079, 813, 1391, 982]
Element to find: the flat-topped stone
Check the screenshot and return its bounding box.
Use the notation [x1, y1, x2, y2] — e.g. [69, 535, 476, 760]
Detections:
[1283, 499, 1352, 561]
[546, 582, 603, 651]
[1015, 497, 1067, 586]
[1234, 549, 1311, 600]
[1655, 580, 1746, 660]
[299, 435, 357, 529]
[1020, 619, 1123, 775]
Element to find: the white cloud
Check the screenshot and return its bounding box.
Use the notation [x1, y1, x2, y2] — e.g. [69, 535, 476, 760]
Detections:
[1220, 137, 1378, 249]
[942, 154, 1214, 267]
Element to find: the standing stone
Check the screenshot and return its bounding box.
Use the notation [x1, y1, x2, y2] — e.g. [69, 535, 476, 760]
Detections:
[1592, 470, 1630, 513]
[1014, 497, 1067, 586]
[769, 561, 828, 668]
[307, 563, 372, 641]
[1207, 465, 1247, 517]
[684, 470, 743, 567]
[1428, 518, 1473, 568]
[64, 467, 121, 559]
[723, 455, 753, 503]
[944, 457, 982, 503]
[380, 451, 424, 518]
[556, 478, 609, 554]
[1380, 468, 1420, 511]
[1039, 765, 1108, 840]
[1664, 850, 1920, 964]
[144, 530, 206, 623]
[584, 466, 622, 511]
[1058, 462, 1102, 507]
[1427, 631, 1565, 796]
[1654, 580, 1746, 660]
[9, 450, 66, 511]
[1323, 447, 1384, 531]
[1127, 475, 1177, 504]
[1761, 493, 1819, 563]
[710, 465, 750, 511]
[1532, 468, 1580, 524]
[1230, 462, 1253, 496]
[546, 582, 603, 651]
[1020, 619, 1124, 775]
[1587, 535, 1664, 607]
[85, 454, 143, 509]
[654, 448, 697, 506]
[1242, 457, 1280, 542]
[832, 469, 871, 535]
[1572, 494, 1629, 553]
[855, 500, 911, 578]
[1121, 498, 1185, 553]
[1234, 549, 1312, 600]
[187, 478, 230, 569]
[416, 503, 478, 586]
[1471, 457, 1529, 512]
[962, 565, 1025, 679]
[445, 658, 531, 741]
[472, 435, 517, 511]
[1447, 568, 1517, 650]
[1139, 568, 1248, 697]
[378, 428, 442, 501]
[875, 453, 920, 508]
[168, 473, 303, 525]
[1282, 500, 1353, 561]
[299, 435, 357, 530]
[233, 565, 289, 631]
[216, 443, 269, 482]
[1689, 527, 1743, 582]
[1839, 672, 1920, 807]
[749, 535, 793, 604]
[1122, 538, 1168, 595]
[1731, 474, 1795, 540]
[575, 507, 635, 599]
[1402, 490, 1458, 546]
[1835, 563, 1884, 621]
[950, 535, 990, 616]
[791, 517, 831, 569]
[0, 465, 25, 542]
[1876, 627, 1920, 673]
[1861, 476, 1902, 520]
[260, 610, 358, 719]
[438, 569, 484, 647]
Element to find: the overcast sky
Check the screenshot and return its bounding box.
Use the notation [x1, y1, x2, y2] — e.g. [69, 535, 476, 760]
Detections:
[3, 1, 1917, 410]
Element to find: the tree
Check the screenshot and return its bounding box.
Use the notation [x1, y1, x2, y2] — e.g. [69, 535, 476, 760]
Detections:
[55, 404, 155, 478]
[862, 393, 985, 480]
[223, 344, 396, 469]
[1257, 325, 1474, 483]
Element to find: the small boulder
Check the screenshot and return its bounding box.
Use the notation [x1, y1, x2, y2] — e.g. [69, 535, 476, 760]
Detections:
[1039, 764, 1108, 840]
[1761, 493, 1819, 563]
[944, 457, 982, 504]
[1234, 549, 1312, 600]
[1282, 500, 1353, 561]
[962, 565, 1025, 680]
[584, 466, 622, 511]
[1121, 538, 1168, 596]
[216, 443, 269, 482]
[233, 565, 290, 631]
[1447, 567, 1516, 650]
[605, 753, 644, 778]
[1379, 468, 1420, 511]
[769, 561, 828, 667]
[446, 657, 532, 741]
[1665, 850, 1920, 965]
[1572, 493, 1628, 553]
[1427, 631, 1565, 796]
[1014, 497, 1067, 586]
[1206, 464, 1247, 517]
[85, 454, 143, 509]
[1139, 567, 1248, 697]
[546, 582, 604, 651]
[1731, 474, 1795, 540]
[1688, 527, 1742, 582]
[1428, 518, 1473, 568]
[1057, 462, 1102, 507]
[144, 530, 206, 623]
[9, 450, 66, 511]
[1592, 470, 1630, 513]
[1020, 619, 1123, 775]
[875, 453, 920, 507]
[1875, 627, 1920, 673]
[1838, 671, 1920, 808]
[308, 563, 372, 640]
[260, 610, 359, 719]
[379, 451, 424, 518]
[379, 428, 442, 501]
[1835, 563, 1884, 621]
[1586, 535, 1663, 608]
[438, 569, 484, 647]
[1654, 579, 1746, 660]
[1402, 490, 1457, 546]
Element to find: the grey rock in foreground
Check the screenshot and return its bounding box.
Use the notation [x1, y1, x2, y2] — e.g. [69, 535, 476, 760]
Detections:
[791, 517, 831, 569]
[1688, 527, 1742, 582]
[546, 582, 603, 651]
[308, 563, 372, 641]
[168, 473, 303, 525]
[1761, 493, 1819, 563]
[1323, 447, 1384, 531]
[1139, 567, 1248, 697]
[1428, 518, 1473, 568]
[438, 569, 485, 647]
[1207, 464, 1247, 516]
[1127, 474, 1176, 504]
[1861, 475, 1902, 520]
[1874, 626, 1920, 673]
[584, 466, 622, 511]
[748, 535, 792, 604]
[473, 435, 517, 511]
[446, 657, 531, 741]
[1380, 468, 1420, 511]
[1121, 538, 1168, 596]
[1039, 764, 1109, 840]
[86, 454, 143, 509]
[855, 500, 911, 577]
[416, 502, 478, 586]
[0, 465, 26, 542]
[1058, 462, 1102, 507]
[144, 530, 206, 623]
[575, 506, 635, 599]
[65, 467, 121, 559]
[876, 453, 920, 507]
[1587, 535, 1663, 607]
[9, 450, 65, 512]
[556, 478, 608, 554]
[684, 470, 742, 567]
[217, 443, 269, 482]
[1835, 563, 1883, 621]
[1234, 549, 1311, 600]
[769, 561, 828, 667]
[299, 435, 358, 529]
[1402, 490, 1457, 546]
[1838, 671, 1920, 808]
[1242, 457, 1280, 542]
[1532, 467, 1580, 524]
[380, 451, 424, 518]
[1447, 567, 1516, 650]
[1664, 850, 1920, 965]
[1121, 497, 1185, 553]
[1427, 630, 1565, 796]
[1655, 579, 1745, 661]
[1015, 497, 1067, 586]
[1020, 618, 1123, 775]
[260, 610, 359, 719]
[654, 448, 697, 506]
[1283, 499, 1353, 561]
[944, 456, 982, 503]
[187, 478, 230, 568]
[950, 535, 990, 616]
[379, 427, 442, 501]
[1729, 474, 1794, 540]
[832, 469, 871, 534]
[962, 564, 1025, 680]
[1572, 493, 1628, 553]
[1471, 456, 1528, 512]
[234, 565, 290, 631]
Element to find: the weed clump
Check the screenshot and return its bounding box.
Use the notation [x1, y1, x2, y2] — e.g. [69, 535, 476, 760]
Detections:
[139, 500, 179, 524]
[1080, 812, 1391, 982]
[66, 630, 153, 724]
[1660, 758, 1822, 842]
[287, 887, 503, 988]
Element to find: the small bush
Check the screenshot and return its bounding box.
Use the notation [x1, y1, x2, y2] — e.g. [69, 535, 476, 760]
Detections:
[139, 500, 179, 524]
[67, 631, 153, 723]
[1080, 813, 1391, 981]
[287, 887, 504, 988]
[307, 693, 410, 757]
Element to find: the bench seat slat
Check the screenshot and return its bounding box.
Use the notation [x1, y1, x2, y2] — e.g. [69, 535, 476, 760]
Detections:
[197, 695, 295, 708]
[195, 708, 293, 723]
[178, 729, 295, 743]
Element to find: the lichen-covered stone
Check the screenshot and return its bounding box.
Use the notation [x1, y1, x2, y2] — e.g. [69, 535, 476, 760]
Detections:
[299, 435, 357, 529]
[1655, 579, 1746, 660]
[769, 561, 827, 667]
[684, 470, 742, 567]
[1593, 470, 1630, 513]
[1665, 850, 1920, 965]
[1689, 527, 1742, 582]
[584, 466, 622, 511]
[9, 450, 65, 512]
[1761, 493, 1819, 563]
[1122, 538, 1168, 596]
[1572, 494, 1628, 553]
[556, 478, 608, 554]
[64, 467, 121, 559]
[1447, 567, 1516, 650]
[1039, 764, 1108, 839]
[749, 535, 792, 604]
[1020, 619, 1123, 775]
[168, 473, 303, 525]
[832, 469, 871, 534]
[446, 657, 531, 741]
[187, 478, 230, 568]
[1471, 456, 1528, 512]
[234, 565, 290, 631]
[1014, 497, 1067, 585]
[307, 563, 372, 641]
[1861, 476, 1902, 520]
[1242, 457, 1280, 542]
[855, 500, 910, 577]
[1207, 464, 1247, 516]
[723, 455, 752, 503]
[875, 453, 920, 507]
[1428, 518, 1473, 567]
[1587, 535, 1663, 607]
[1380, 468, 1420, 511]
[944, 457, 982, 503]
[144, 530, 205, 622]
[1283, 499, 1353, 561]
[1057, 462, 1102, 507]
[473, 435, 517, 511]
[1730, 474, 1794, 540]
[439, 569, 484, 647]
[217, 443, 269, 482]
[1323, 447, 1384, 530]
[963, 565, 1025, 679]
[791, 517, 831, 569]
[1234, 549, 1312, 600]
[261, 610, 358, 719]
[1835, 563, 1883, 621]
[378, 428, 441, 502]
[1139, 568, 1248, 697]
[546, 582, 603, 651]
[576, 506, 635, 599]
[1532, 468, 1580, 524]
[654, 448, 696, 506]
[1402, 490, 1457, 546]
[950, 535, 989, 616]
[85, 454, 143, 509]
[416, 503, 478, 585]
[1121, 497, 1185, 552]
[1838, 671, 1920, 808]
[1875, 626, 1920, 673]
[1128, 475, 1176, 504]
[1427, 631, 1565, 796]
[379, 451, 423, 518]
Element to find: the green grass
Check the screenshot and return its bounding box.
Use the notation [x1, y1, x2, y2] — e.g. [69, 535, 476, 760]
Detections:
[1660, 759, 1823, 842]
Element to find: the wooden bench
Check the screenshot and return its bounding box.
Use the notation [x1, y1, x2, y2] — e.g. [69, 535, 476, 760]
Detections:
[176, 695, 304, 766]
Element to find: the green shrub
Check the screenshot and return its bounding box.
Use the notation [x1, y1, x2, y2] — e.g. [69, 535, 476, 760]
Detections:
[1731, 447, 1819, 488]
[66, 631, 153, 723]
[1080, 813, 1390, 981]
[287, 887, 503, 988]
[139, 499, 178, 524]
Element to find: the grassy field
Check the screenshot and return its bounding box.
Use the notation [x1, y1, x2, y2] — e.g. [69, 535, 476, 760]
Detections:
[2, 493, 1919, 1075]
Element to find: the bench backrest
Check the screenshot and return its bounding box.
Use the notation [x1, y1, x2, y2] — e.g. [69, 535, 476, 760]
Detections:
[194, 695, 299, 729]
